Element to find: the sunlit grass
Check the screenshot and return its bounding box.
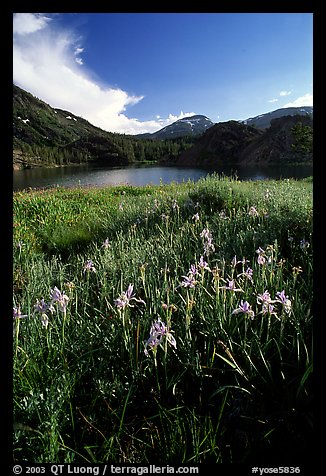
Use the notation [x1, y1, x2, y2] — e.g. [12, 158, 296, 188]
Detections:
[13, 174, 313, 463]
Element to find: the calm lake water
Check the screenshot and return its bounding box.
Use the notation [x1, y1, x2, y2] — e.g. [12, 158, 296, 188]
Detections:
[13, 163, 313, 191]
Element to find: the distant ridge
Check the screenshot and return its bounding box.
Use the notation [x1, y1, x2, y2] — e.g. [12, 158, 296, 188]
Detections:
[13, 83, 313, 169]
[241, 106, 313, 130]
[12, 84, 195, 169]
[135, 115, 214, 140]
[177, 114, 313, 167]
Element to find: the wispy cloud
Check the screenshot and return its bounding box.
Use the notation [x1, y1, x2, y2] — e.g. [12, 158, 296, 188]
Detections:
[283, 93, 313, 108]
[74, 46, 84, 65]
[279, 90, 292, 97]
[13, 13, 193, 135]
[13, 12, 52, 35]
[268, 98, 279, 103]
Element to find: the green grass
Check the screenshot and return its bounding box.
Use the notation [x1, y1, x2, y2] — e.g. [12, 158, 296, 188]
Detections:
[13, 174, 313, 464]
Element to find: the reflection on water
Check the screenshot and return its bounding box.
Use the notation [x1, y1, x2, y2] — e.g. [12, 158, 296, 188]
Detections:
[13, 163, 313, 191]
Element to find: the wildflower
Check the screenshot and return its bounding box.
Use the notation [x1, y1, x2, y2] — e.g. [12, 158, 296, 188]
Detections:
[249, 206, 259, 217]
[232, 300, 255, 319]
[34, 298, 55, 315]
[17, 241, 26, 251]
[144, 317, 176, 356]
[50, 286, 70, 313]
[64, 281, 75, 291]
[200, 228, 213, 240]
[198, 255, 210, 271]
[256, 247, 266, 265]
[114, 284, 145, 309]
[180, 274, 197, 289]
[300, 239, 310, 251]
[40, 313, 49, 328]
[275, 290, 292, 314]
[211, 265, 222, 280]
[262, 302, 276, 316]
[33, 298, 55, 327]
[231, 255, 239, 267]
[292, 266, 303, 276]
[264, 189, 271, 200]
[276, 258, 286, 269]
[139, 263, 148, 273]
[161, 213, 169, 221]
[257, 290, 272, 305]
[200, 228, 215, 255]
[231, 255, 247, 267]
[219, 210, 229, 220]
[188, 264, 199, 276]
[237, 267, 253, 282]
[257, 291, 277, 315]
[84, 259, 96, 273]
[102, 238, 110, 249]
[221, 279, 242, 292]
[13, 306, 28, 320]
[192, 213, 200, 222]
[203, 240, 215, 256]
[172, 199, 179, 211]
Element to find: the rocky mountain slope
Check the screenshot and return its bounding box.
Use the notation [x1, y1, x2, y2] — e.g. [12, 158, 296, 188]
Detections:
[13, 84, 313, 169]
[177, 115, 313, 167]
[136, 115, 214, 140]
[13, 84, 128, 167]
[241, 106, 313, 130]
[13, 84, 194, 169]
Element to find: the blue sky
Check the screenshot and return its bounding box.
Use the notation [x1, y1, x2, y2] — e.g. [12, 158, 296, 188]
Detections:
[13, 12, 313, 135]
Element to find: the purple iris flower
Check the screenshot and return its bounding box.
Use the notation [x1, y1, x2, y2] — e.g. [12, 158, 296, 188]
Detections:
[232, 300, 255, 319]
[114, 284, 145, 309]
[50, 286, 69, 313]
[144, 317, 177, 356]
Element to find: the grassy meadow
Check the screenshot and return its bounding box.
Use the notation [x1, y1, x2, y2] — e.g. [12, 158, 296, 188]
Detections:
[13, 174, 313, 464]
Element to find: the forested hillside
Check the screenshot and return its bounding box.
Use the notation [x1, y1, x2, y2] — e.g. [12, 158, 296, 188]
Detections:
[13, 84, 195, 169]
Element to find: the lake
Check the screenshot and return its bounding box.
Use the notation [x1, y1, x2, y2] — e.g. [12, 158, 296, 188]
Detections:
[13, 163, 313, 191]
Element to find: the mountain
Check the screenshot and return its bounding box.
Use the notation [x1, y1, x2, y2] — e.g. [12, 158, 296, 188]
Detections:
[13, 84, 194, 169]
[13, 84, 130, 168]
[177, 115, 313, 167]
[13, 84, 313, 170]
[241, 106, 313, 130]
[136, 107, 313, 141]
[136, 115, 214, 140]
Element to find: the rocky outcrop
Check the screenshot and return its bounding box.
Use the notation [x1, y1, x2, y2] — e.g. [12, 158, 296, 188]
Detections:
[239, 115, 313, 163]
[242, 106, 313, 130]
[177, 115, 313, 167]
[177, 121, 262, 167]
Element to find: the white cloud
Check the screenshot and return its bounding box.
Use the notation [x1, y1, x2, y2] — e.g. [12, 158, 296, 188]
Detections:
[74, 47, 84, 65]
[165, 111, 197, 124]
[74, 47, 84, 55]
[13, 13, 190, 135]
[279, 90, 292, 96]
[109, 111, 197, 135]
[283, 93, 313, 108]
[268, 98, 279, 103]
[13, 12, 51, 35]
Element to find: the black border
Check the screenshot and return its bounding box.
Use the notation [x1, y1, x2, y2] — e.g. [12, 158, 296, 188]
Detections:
[6, 2, 320, 473]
